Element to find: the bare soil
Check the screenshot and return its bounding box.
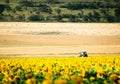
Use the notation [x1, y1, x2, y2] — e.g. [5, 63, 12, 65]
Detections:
[0, 22, 120, 57]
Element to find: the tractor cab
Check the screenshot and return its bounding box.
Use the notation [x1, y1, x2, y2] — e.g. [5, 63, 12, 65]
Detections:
[79, 51, 88, 57]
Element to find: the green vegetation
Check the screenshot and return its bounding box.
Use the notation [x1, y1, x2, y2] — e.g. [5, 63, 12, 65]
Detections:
[0, 56, 120, 84]
[0, 0, 120, 22]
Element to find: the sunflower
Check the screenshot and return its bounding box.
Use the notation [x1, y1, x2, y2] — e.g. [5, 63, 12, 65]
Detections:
[110, 73, 118, 83]
[90, 77, 95, 81]
[26, 78, 36, 84]
[54, 78, 68, 84]
[42, 79, 52, 84]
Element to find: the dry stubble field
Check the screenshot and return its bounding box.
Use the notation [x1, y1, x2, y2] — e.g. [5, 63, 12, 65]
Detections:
[0, 22, 120, 57]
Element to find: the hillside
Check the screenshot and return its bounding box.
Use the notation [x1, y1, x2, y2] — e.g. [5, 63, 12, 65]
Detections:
[0, 0, 120, 22]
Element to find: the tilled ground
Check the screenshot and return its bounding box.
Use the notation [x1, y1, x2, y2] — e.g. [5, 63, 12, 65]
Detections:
[0, 23, 120, 57]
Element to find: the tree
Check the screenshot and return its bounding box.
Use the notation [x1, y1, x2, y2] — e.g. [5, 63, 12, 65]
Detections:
[78, 12, 83, 18]
[0, 14, 3, 21]
[28, 14, 44, 21]
[19, 0, 32, 7]
[100, 9, 108, 15]
[0, 4, 11, 15]
[11, 9, 16, 13]
[55, 9, 61, 15]
[83, 15, 89, 22]
[0, 5, 5, 15]
[115, 8, 120, 17]
[3, 15, 14, 21]
[55, 15, 62, 22]
[114, 7, 120, 22]
[15, 15, 25, 21]
[69, 14, 78, 22]
[5, 0, 10, 4]
[114, 0, 120, 2]
[45, 0, 59, 4]
[46, 15, 55, 22]
[93, 10, 101, 22]
[87, 12, 94, 22]
[38, 4, 52, 14]
[15, 6, 22, 11]
[106, 14, 115, 22]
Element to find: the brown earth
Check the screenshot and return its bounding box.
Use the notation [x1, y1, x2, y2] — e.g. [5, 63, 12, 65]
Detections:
[0, 22, 120, 57]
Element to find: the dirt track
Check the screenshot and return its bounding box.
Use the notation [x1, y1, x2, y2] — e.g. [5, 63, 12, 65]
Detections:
[0, 22, 120, 57]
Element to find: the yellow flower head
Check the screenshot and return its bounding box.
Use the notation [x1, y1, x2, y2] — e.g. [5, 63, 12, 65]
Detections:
[26, 78, 36, 84]
[97, 73, 103, 78]
[90, 77, 95, 81]
[25, 74, 32, 79]
[45, 72, 52, 79]
[110, 74, 118, 83]
[13, 75, 21, 81]
[54, 78, 68, 84]
[42, 79, 52, 84]
[2, 78, 8, 84]
[70, 75, 83, 84]
[117, 80, 120, 84]
[9, 80, 16, 84]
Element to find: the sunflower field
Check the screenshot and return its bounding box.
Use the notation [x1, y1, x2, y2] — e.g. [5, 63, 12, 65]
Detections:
[0, 56, 120, 84]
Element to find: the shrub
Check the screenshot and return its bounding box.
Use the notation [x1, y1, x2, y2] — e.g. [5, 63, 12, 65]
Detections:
[28, 14, 44, 21]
